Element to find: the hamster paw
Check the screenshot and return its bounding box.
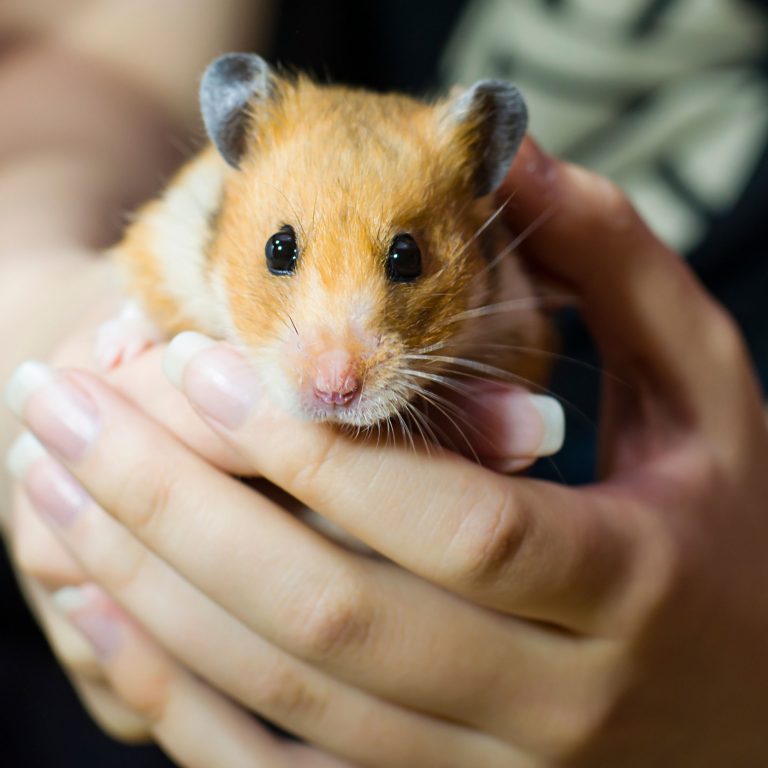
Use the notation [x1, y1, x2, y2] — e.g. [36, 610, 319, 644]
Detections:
[95, 301, 161, 370]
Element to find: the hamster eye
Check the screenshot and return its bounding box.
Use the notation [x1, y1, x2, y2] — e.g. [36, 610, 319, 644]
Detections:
[387, 234, 422, 283]
[265, 226, 299, 275]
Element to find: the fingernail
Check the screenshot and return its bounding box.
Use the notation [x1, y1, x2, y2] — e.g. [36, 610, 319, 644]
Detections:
[24, 455, 90, 526]
[53, 584, 121, 661]
[5, 363, 100, 462]
[483, 391, 565, 458]
[4, 361, 53, 417]
[6, 431, 46, 479]
[162, 331, 216, 388]
[164, 332, 261, 429]
[529, 395, 565, 456]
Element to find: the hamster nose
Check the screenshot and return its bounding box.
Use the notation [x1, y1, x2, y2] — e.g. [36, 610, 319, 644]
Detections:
[313, 349, 360, 406]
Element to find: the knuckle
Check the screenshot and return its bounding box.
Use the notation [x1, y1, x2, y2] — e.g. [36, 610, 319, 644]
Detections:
[49, 627, 105, 681]
[256, 660, 326, 722]
[630, 522, 687, 624]
[9, 490, 52, 579]
[115, 659, 175, 724]
[443, 481, 526, 586]
[281, 431, 342, 498]
[89, 537, 149, 597]
[568, 165, 637, 230]
[704, 303, 748, 368]
[629, 457, 716, 627]
[75, 681, 153, 744]
[12, 540, 43, 581]
[541, 644, 625, 761]
[598, 177, 635, 222]
[12, 517, 52, 581]
[547, 703, 612, 762]
[122, 459, 185, 534]
[285, 572, 373, 661]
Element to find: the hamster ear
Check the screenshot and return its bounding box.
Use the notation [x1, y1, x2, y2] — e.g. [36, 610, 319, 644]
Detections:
[445, 80, 528, 197]
[200, 53, 275, 169]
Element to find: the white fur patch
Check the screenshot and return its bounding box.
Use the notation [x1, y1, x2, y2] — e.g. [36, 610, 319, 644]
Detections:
[146, 153, 229, 335]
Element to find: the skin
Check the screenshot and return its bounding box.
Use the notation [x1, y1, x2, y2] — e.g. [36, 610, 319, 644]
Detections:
[6, 139, 768, 766]
[0, 0, 273, 740]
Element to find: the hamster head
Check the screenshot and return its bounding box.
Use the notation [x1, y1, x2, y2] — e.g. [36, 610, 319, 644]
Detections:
[201, 54, 529, 427]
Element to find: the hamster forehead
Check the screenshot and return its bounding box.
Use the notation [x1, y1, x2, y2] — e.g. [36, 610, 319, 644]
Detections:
[237, 80, 469, 231]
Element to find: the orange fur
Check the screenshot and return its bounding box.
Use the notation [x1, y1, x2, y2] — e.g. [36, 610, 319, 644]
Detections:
[114, 73, 553, 424]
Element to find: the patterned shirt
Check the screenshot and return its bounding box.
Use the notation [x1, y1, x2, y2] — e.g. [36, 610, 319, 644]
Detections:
[438, 0, 768, 479]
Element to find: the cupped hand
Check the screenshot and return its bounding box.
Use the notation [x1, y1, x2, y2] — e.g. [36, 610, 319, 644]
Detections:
[6, 139, 768, 767]
[6, 312, 558, 764]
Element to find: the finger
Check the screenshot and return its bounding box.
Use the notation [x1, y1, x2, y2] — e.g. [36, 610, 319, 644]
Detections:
[437, 383, 564, 471]
[8, 429, 522, 765]
[161, 338, 640, 628]
[41, 304, 250, 475]
[9, 484, 86, 588]
[73, 678, 154, 744]
[22, 577, 152, 742]
[105, 345, 255, 475]
[7, 355, 635, 632]
[51, 583, 350, 768]
[501, 138, 759, 437]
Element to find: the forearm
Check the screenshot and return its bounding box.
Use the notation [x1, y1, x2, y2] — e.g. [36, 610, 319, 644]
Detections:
[0, 44, 179, 507]
[0, 43, 181, 255]
[0, 0, 276, 251]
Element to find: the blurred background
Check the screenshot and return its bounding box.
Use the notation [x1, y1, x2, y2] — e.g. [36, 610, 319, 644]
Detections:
[2, 1, 766, 765]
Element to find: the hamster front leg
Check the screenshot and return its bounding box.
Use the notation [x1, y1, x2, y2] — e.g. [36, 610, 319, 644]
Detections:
[94, 299, 163, 370]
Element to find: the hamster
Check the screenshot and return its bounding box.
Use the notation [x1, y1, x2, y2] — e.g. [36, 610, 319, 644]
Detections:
[100, 53, 554, 429]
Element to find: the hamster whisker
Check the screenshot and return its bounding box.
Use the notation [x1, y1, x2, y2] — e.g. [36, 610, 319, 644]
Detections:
[468, 202, 558, 286]
[386, 415, 396, 449]
[399, 377, 471, 419]
[398, 398, 439, 457]
[460, 341, 630, 387]
[398, 377, 485, 461]
[406, 353, 532, 380]
[405, 400, 455, 458]
[399, 385, 455, 451]
[397, 366, 483, 407]
[393, 400, 417, 454]
[452, 189, 518, 262]
[411, 339, 455, 355]
[404, 353, 596, 429]
[447, 294, 576, 324]
[414, 391, 481, 464]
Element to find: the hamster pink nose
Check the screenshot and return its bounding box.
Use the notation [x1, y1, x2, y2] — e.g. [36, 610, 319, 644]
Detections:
[312, 349, 360, 406]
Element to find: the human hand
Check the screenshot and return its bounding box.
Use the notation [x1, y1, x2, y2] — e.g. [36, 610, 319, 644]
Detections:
[6, 139, 768, 766]
[2, 307, 269, 746]
[5, 312, 562, 764]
